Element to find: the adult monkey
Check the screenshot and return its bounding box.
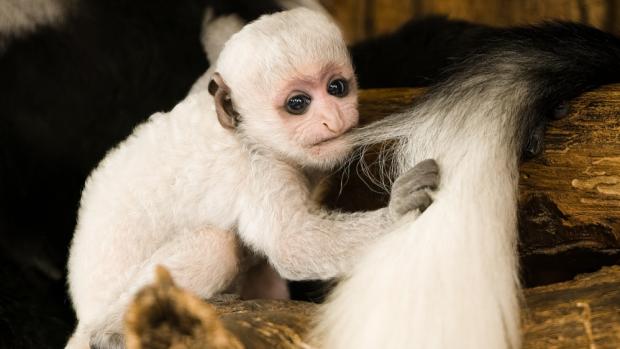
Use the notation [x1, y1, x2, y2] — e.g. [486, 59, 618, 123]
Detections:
[316, 23, 620, 349]
[66, 9, 438, 349]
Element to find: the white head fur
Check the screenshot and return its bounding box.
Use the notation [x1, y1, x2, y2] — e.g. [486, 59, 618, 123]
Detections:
[212, 8, 359, 169]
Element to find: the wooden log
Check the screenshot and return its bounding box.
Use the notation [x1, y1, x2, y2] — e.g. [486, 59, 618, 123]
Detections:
[517, 86, 620, 251]
[125, 266, 620, 349]
[124, 267, 244, 349]
[522, 266, 620, 349]
[518, 85, 620, 285]
[125, 267, 318, 349]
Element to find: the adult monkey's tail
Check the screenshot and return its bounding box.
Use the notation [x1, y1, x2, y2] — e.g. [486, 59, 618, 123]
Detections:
[315, 22, 620, 349]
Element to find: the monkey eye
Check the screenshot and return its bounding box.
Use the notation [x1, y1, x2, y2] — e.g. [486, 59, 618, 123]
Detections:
[285, 94, 311, 115]
[327, 78, 348, 97]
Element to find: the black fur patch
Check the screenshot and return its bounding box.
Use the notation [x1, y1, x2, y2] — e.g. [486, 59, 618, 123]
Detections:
[350, 16, 493, 88]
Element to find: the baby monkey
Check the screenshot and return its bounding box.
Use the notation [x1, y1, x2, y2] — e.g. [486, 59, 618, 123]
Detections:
[66, 8, 439, 349]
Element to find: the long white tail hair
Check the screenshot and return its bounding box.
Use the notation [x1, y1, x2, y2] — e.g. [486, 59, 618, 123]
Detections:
[314, 22, 620, 349]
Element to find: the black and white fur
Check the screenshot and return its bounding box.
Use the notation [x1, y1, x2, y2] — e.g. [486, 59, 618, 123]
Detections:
[0, 0, 323, 294]
[315, 23, 620, 348]
[0, 1, 329, 348]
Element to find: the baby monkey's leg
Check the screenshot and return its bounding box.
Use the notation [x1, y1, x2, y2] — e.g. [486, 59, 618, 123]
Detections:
[238, 259, 290, 300]
[86, 228, 240, 349]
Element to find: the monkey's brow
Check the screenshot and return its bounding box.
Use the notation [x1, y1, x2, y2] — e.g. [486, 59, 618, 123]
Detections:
[291, 64, 349, 85]
[320, 62, 349, 78]
[292, 76, 320, 86]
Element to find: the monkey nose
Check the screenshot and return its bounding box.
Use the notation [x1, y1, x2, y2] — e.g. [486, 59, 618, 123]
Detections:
[322, 116, 345, 134]
[323, 122, 340, 134]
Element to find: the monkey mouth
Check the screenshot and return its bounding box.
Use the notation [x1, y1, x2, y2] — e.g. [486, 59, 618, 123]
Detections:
[309, 127, 354, 148]
[311, 136, 339, 147]
[308, 135, 352, 161]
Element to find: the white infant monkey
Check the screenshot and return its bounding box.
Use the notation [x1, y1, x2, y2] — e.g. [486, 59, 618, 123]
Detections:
[66, 8, 438, 349]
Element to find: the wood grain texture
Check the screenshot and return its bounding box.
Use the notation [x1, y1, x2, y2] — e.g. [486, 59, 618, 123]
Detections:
[126, 266, 620, 349]
[522, 266, 620, 349]
[125, 267, 244, 349]
[518, 86, 620, 257]
[125, 267, 318, 349]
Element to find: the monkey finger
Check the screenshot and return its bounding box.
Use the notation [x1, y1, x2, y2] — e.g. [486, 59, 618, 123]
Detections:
[408, 172, 440, 192]
[392, 165, 440, 196]
[412, 158, 440, 173]
[390, 190, 433, 219]
[406, 190, 433, 213]
[401, 159, 439, 181]
[392, 159, 439, 194]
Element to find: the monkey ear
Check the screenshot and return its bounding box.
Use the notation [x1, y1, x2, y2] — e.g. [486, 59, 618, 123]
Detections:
[208, 77, 219, 96]
[209, 72, 239, 130]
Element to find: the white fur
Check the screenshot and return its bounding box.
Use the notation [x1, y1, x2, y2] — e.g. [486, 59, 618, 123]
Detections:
[190, 10, 245, 95]
[0, 0, 72, 51]
[189, 13, 245, 95]
[67, 92, 243, 348]
[315, 77, 526, 348]
[191, 1, 329, 95]
[0, 0, 71, 36]
[66, 9, 404, 349]
[216, 10, 349, 104]
[202, 13, 245, 66]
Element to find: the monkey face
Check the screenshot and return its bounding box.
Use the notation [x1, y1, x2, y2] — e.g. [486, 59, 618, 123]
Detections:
[210, 61, 359, 170]
[265, 63, 360, 169]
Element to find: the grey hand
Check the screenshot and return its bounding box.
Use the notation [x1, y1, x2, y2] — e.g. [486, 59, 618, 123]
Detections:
[388, 159, 440, 220]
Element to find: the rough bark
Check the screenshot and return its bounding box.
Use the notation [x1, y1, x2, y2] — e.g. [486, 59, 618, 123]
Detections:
[125, 267, 318, 349]
[522, 266, 620, 349]
[125, 266, 620, 349]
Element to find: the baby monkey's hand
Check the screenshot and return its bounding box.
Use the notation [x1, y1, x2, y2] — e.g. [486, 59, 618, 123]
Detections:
[388, 159, 440, 220]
